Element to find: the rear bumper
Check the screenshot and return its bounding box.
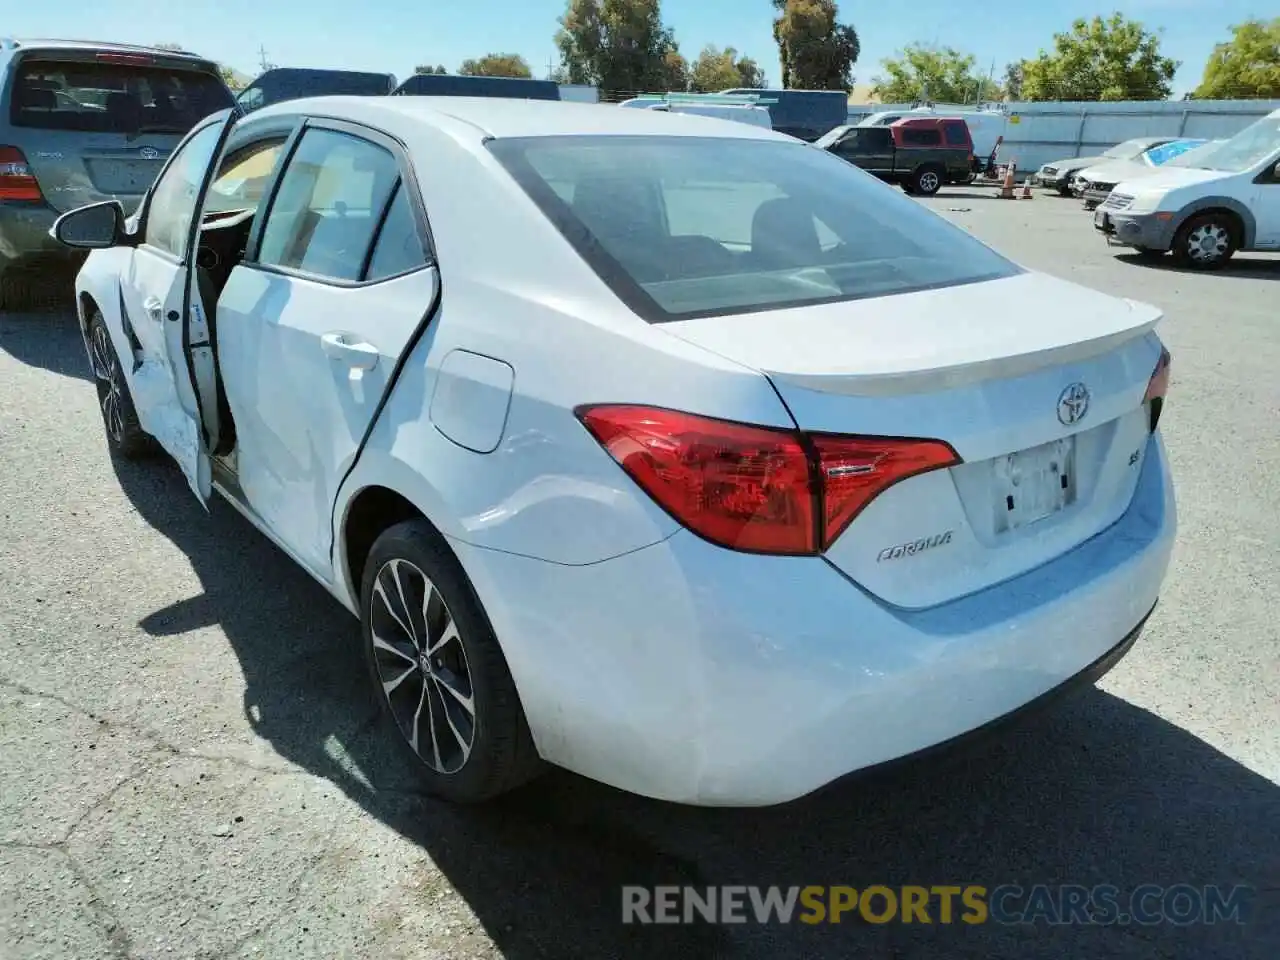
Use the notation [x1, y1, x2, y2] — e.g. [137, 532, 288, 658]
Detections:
[0, 202, 84, 278]
[458, 432, 1177, 806]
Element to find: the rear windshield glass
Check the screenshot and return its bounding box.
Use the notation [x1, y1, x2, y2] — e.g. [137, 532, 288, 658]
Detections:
[487, 135, 1019, 322]
[10, 58, 232, 134]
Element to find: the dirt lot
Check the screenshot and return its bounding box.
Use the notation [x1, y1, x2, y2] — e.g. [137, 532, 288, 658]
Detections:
[1, 189, 1277, 959]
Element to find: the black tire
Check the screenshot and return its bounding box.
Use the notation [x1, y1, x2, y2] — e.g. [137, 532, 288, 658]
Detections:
[911, 165, 943, 197]
[1170, 213, 1238, 270]
[1056, 175, 1076, 197]
[361, 520, 542, 803]
[88, 311, 156, 458]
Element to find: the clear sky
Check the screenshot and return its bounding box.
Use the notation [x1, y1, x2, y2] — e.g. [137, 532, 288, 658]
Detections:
[2, 0, 1268, 96]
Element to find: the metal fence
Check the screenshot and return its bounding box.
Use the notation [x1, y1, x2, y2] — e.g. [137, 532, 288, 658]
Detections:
[846, 98, 1280, 174]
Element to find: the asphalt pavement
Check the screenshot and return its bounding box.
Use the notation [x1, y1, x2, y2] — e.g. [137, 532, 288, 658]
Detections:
[1, 189, 1277, 959]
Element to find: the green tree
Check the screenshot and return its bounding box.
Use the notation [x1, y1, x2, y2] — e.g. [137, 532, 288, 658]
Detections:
[1193, 19, 1280, 99]
[872, 44, 989, 103]
[735, 54, 766, 88]
[1003, 61, 1025, 100]
[414, 64, 448, 75]
[689, 45, 763, 92]
[1020, 14, 1178, 101]
[219, 66, 246, 92]
[771, 0, 860, 91]
[555, 0, 687, 96]
[458, 53, 533, 78]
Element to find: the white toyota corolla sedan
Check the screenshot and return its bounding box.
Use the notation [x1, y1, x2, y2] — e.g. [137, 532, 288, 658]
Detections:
[53, 96, 1175, 807]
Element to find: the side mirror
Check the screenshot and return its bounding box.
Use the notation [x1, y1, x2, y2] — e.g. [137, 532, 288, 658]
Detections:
[51, 200, 127, 250]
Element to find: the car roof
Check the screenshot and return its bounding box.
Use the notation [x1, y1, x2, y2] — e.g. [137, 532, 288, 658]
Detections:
[250, 95, 797, 143]
[1, 37, 213, 60]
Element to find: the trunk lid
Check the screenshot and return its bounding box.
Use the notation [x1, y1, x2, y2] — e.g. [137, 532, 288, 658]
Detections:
[662, 271, 1165, 609]
[20, 129, 176, 213]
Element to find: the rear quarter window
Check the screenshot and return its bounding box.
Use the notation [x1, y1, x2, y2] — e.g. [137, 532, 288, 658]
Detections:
[900, 127, 943, 147]
[943, 123, 969, 147]
[9, 58, 232, 134]
[487, 135, 1020, 323]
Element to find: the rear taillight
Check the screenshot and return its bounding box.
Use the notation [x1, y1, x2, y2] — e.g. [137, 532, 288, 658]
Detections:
[1144, 346, 1171, 432]
[0, 146, 42, 202]
[576, 405, 960, 555]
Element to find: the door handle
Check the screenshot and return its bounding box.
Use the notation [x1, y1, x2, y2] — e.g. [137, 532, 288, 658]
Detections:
[321, 332, 379, 371]
[143, 296, 163, 322]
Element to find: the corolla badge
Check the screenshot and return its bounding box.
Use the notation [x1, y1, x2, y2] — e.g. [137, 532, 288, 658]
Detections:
[139, 146, 160, 160]
[1057, 382, 1090, 426]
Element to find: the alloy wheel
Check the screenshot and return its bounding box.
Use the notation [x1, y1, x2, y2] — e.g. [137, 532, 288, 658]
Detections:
[369, 557, 476, 774]
[91, 322, 125, 443]
[918, 171, 940, 193]
[1185, 222, 1231, 264]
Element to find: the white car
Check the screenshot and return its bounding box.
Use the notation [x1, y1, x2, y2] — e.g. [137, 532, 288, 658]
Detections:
[53, 96, 1176, 807]
[1095, 109, 1280, 268]
[1072, 139, 1212, 210]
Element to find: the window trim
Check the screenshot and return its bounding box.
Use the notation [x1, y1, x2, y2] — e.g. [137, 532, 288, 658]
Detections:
[242, 115, 435, 289]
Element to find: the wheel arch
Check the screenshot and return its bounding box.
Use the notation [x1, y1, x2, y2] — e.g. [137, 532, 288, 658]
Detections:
[1171, 197, 1256, 249]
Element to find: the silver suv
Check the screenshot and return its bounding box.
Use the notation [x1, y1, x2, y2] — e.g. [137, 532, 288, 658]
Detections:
[0, 38, 234, 307]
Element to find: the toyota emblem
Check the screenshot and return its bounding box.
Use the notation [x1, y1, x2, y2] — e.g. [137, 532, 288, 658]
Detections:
[1057, 382, 1090, 426]
[139, 146, 159, 160]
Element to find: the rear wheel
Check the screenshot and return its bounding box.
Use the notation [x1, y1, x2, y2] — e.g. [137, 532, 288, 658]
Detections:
[1171, 213, 1237, 270]
[912, 165, 943, 197]
[88, 311, 155, 458]
[361, 520, 542, 803]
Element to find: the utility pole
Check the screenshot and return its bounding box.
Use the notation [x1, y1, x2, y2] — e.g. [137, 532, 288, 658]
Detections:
[257, 44, 270, 73]
[546, 56, 554, 81]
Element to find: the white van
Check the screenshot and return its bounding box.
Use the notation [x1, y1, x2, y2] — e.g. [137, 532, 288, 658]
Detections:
[631, 100, 773, 130]
[1095, 108, 1280, 268]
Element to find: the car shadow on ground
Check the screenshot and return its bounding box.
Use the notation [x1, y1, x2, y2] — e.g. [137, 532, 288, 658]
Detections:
[107, 450, 1280, 960]
[0, 299, 92, 382]
[1115, 253, 1280, 282]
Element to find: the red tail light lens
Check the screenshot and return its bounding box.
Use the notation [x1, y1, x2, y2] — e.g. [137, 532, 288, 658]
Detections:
[1144, 346, 1171, 431]
[811, 433, 962, 547]
[576, 405, 961, 555]
[0, 146, 42, 202]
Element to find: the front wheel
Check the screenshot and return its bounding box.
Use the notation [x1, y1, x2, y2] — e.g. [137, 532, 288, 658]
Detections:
[361, 520, 542, 803]
[1171, 213, 1237, 270]
[88, 312, 155, 459]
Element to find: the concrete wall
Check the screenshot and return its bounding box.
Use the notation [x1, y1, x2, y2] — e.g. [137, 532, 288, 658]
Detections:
[844, 99, 1280, 173]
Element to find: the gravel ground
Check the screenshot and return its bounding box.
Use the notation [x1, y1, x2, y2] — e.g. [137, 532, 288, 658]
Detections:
[1, 190, 1277, 959]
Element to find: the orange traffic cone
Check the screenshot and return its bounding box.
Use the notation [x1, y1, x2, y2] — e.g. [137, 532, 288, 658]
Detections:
[1020, 179, 1033, 200]
[999, 162, 1016, 199]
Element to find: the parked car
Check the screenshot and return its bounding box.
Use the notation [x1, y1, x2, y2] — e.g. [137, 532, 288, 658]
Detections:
[1095, 108, 1280, 268]
[393, 73, 560, 100]
[856, 106, 1005, 168]
[1031, 137, 1179, 196]
[719, 88, 847, 141]
[235, 67, 397, 113]
[1072, 139, 1209, 210]
[817, 116, 973, 195]
[54, 97, 1175, 807]
[0, 38, 234, 307]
